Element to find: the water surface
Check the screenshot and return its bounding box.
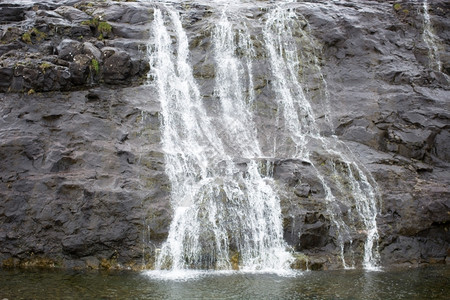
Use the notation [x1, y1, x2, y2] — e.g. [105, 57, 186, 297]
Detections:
[1, 266, 449, 299]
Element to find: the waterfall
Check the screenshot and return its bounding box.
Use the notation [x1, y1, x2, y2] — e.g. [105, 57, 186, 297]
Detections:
[149, 8, 224, 270]
[149, 7, 293, 272]
[213, 13, 260, 158]
[422, 0, 442, 72]
[147, 2, 381, 273]
[263, 6, 380, 269]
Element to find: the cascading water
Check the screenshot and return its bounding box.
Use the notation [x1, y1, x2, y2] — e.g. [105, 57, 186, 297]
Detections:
[213, 13, 259, 158]
[422, 0, 442, 72]
[149, 7, 293, 273]
[147, 1, 381, 274]
[263, 6, 380, 269]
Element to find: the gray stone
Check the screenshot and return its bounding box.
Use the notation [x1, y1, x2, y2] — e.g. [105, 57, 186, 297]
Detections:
[54, 6, 90, 23]
[82, 42, 101, 61]
[0, 5, 26, 23]
[0, 0, 449, 271]
[69, 54, 91, 85]
[57, 39, 82, 61]
[102, 48, 132, 84]
[434, 131, 450, 162]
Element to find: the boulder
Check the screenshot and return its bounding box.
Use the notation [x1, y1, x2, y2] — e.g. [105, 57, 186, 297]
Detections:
[57, 39, 83, 61]
[54, 6, 90, 23]
[69, 54, 92, 85]
[0, 4, 27, 23]
[102, 47, 132, 84]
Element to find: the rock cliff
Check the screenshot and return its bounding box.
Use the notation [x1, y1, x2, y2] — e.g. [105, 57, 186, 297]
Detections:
[0, 0, 448, 270]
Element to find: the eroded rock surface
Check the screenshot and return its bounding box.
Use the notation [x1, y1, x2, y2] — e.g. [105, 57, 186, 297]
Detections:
[0, 0, 448, 270]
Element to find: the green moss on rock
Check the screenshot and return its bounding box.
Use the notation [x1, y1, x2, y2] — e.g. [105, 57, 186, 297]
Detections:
[98, 21, 112, 34]
[91, 58, 100, 74]
[21, 32, 32, 44]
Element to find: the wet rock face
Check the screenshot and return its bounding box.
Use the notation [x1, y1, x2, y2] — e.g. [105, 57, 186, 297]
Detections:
[0, 87, 169, 269]
[299, 0, 450, 267]
[0, 0, 449, 270]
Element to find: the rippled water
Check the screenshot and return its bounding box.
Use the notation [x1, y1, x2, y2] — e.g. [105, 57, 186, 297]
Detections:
[0, 266, 449, 299]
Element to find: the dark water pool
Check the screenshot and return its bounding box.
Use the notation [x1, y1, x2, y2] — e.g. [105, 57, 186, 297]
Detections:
[0, 266, 449, 299]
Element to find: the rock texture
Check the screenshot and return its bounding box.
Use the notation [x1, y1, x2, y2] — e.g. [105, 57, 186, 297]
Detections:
[0, 0, 449, 270]
[308, 0, 450, 268]
[0, 0, 150, 93]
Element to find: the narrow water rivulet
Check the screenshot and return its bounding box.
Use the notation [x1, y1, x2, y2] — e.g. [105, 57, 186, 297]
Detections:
[147, 2, 381, 274]
[422, 0, 442, 72]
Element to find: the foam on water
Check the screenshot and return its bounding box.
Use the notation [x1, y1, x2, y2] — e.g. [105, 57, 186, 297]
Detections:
[143, 268, 301, 281]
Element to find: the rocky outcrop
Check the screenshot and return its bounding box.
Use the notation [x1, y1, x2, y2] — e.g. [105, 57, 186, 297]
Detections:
[309, 0, 450, 268]
[0, 0, 448, 270]
[0, 0, 150, 93]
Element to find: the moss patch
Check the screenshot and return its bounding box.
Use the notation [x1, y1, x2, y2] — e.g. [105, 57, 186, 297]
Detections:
[98, 21, 112, 34]
[82, 17, 112, 40]
[22, 28, 47, 44]
[40, 62, 52, 73]
[81, 17, 99, 27]
[21, 32, 32, 44]
[91, 58, 100, 74]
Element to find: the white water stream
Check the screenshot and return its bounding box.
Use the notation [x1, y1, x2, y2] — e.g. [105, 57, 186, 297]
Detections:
[263, 6, 380, 269]
[422, 0, 442, 72]
[149, 7, 293, 272]
[147, 2, 381, 273]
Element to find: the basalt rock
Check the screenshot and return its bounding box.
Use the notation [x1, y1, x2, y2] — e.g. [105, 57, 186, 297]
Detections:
[0, 0, 150, 93]
[0, 0, 449, 270]
[0, 86, 169, 269]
